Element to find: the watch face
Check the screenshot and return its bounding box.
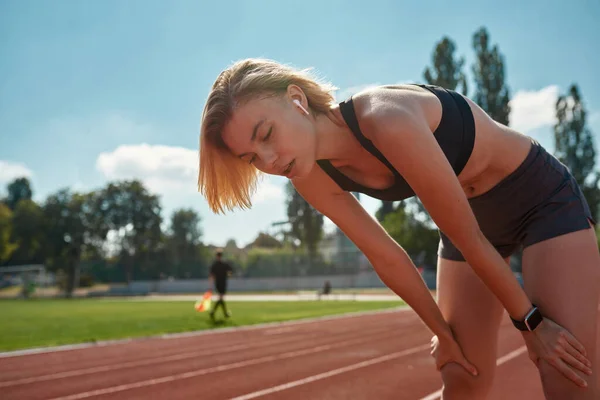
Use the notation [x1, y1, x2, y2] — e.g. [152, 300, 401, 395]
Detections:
[526, 308, 543, 331]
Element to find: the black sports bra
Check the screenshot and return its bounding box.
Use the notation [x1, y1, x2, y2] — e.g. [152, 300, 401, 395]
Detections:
[316, 84, 475, 201]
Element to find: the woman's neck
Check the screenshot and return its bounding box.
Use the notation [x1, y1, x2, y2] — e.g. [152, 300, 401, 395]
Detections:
[313, 107, 361, 165]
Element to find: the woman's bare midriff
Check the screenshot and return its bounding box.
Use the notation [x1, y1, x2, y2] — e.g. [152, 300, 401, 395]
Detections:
[451, 95, 534, 199]
[387, 85, 535, 200]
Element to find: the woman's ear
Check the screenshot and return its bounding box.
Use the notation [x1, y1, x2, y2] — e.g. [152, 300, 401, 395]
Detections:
[287, 84, 309, 116]
[293, 99, 310, 116]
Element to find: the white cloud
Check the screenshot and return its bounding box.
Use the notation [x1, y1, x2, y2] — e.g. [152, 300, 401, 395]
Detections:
[0, 160, 33, 184]
[96, 143, 286, 206]
[509, 85, 559, 133]
[252, 176, 285, 203]
[96, 144, 198, 194]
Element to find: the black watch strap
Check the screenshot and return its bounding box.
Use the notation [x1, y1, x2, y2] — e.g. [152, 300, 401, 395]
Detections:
[511, 305, 543, 331]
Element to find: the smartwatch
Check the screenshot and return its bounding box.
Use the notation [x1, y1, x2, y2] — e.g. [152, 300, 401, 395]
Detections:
[511, 305, 543, 331]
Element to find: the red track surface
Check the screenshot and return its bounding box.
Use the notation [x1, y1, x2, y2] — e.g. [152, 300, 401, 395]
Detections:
[1, 307, 598, 400]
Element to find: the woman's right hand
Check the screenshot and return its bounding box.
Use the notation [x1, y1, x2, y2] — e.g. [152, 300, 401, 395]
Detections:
[430, 333, 479, 377]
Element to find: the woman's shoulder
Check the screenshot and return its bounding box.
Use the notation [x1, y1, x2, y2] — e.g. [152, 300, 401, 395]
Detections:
[349, 85, 435, 139]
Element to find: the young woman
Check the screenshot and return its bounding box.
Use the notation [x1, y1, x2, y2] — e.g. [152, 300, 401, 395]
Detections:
[198, 58, 599, 399]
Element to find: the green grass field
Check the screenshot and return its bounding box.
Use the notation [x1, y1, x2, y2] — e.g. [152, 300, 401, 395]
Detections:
[0, 285, 397, 297]
[0, 298, 405, 352]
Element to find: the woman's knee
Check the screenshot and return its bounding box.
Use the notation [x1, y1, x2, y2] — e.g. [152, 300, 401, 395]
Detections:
[441, 363, 496, 399]
[536, 359, 598, 400]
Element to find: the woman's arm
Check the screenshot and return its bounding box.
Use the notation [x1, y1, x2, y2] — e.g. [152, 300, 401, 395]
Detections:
[361, 100, 533, 322]
[292, 168, 455, 343]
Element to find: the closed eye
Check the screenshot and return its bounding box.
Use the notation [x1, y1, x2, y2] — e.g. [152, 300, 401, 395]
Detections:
[245, 126, 272, 164]
[262, 126, 272, 141]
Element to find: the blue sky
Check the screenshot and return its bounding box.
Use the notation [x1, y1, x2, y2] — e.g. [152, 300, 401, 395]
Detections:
[1, 0, 599, 247]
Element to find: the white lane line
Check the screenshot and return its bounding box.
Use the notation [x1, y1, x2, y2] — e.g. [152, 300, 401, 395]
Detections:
[1, 321, 401, 388]
[417, 387, 442, 400]
[262, 327, 296, 335]
[496, 346, 528, 365]
[418, 345, 528, 400]
[47, 330, 404, 400]
[2, 315, 417, 387]
[229, 344, 431, 400]
[0, 306, 409, 358]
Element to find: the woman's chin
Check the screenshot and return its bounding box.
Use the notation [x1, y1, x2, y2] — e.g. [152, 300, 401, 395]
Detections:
[289, 162, 314, 180]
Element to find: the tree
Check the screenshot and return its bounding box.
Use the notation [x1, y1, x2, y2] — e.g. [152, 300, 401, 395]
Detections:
[423, 36, 468, 95]
[249, 232, 283, 249]
[169, 209, 202, 246]
[42, 189, 88, 297]
[96, 180, 163, 283]
[554, 84, 600, 220]
[472, 27, 511, 125]
[285, 182, 324, 261]
[6, 177, 33, 211]
[10, 199, 45, 265]
[81, 190, 111, 260]
[0, 203, 17, 263]
[225, 239, 239, 251]
[375, 201, 396, 223]
[380, 203, 439, 268]
[166, 208, 205, 278]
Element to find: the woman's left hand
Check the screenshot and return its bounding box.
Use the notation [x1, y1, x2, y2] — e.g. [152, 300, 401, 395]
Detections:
[521, 318, 592, 388]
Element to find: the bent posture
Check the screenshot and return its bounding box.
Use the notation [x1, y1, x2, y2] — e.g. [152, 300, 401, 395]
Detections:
[198, 58, 599, 399]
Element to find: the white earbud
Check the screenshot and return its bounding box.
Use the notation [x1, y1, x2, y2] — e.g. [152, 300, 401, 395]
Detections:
[293, 99, 310, 116]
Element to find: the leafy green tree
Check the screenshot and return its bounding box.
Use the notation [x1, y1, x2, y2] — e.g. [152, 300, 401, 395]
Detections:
[381, 203, 439, 268]
[423, 36, 468, 94]
[472, 27, 511, 125]
[0, 203, 17, 263]
[286, 182, 324, 261]
[5, 177, 33, 211]
[249, 232, 283, 249]
[10, 199, 45, 265]
[96, 180, 163, 283]
[554, 84, 599, 220]
[375, 201, 396, 223]
[166, 208, 206, 278]
[42, 189, 88, 297]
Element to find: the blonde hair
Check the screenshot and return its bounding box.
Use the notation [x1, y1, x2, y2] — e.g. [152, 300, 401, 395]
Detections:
[198, 58, 337, 214]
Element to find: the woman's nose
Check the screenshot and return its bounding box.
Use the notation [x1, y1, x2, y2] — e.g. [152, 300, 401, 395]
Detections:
[261, 149, 278, 169]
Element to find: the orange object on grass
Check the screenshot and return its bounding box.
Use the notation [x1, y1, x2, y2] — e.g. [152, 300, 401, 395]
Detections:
[195, 290, 212, 312]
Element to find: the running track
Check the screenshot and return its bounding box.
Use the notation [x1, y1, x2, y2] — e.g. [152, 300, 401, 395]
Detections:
[1, 307, 598, 400]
